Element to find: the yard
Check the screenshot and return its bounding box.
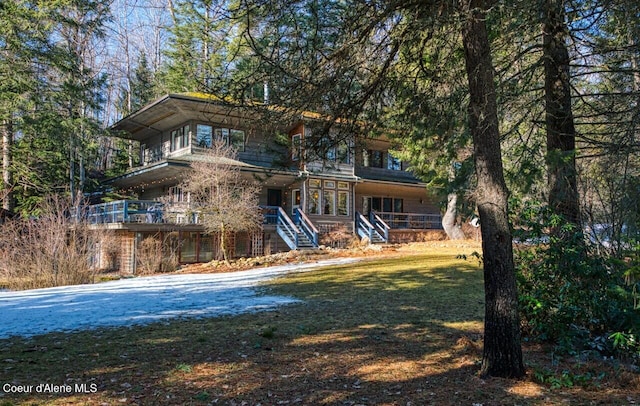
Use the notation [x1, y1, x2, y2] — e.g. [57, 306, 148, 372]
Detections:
[0, 242, 638, 405]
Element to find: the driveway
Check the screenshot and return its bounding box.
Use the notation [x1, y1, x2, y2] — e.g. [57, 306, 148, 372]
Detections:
[0, 258, 359, 339]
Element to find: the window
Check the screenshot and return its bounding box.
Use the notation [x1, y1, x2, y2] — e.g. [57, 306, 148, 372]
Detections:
[371, 197, 382, 212]
[229, 129, 245, 151]
[309, 189, 320, 215]
[366, 196, 402, 213]
[292, 189, 301, 208]
[387, 153, 402, 170]
[337, 142, 350, 164]
[364, 150, 384, 168]
[292, 133, 301, 161]
[196, 124, 212, 148]
[338, 191, 349, 216]
[214, 127, 245, 151]
[169, 186, 189, 203]
[323, 190, 335, 215]
[171, 125, 190, 151]
[383, 197, 393, 212]
[321, 136, 336, 161]
[394, 198, 404, 213]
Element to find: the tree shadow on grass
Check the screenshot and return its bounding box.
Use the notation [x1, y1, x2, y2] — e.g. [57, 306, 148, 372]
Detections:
[0, 258, 637, 405]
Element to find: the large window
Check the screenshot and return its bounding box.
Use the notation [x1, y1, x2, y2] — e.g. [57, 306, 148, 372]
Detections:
[195, 124, 245, 151]
[364, 196, 403, 214]
[307, 179, 350, 217]
[170, 124, 190, 152]
[196, 124, 212, 147]
[215, 128, 245, 151]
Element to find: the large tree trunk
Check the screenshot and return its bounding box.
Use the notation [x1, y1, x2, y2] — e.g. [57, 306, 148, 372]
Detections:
[543, 0, 581, 227]
[461, 0, 525, 378]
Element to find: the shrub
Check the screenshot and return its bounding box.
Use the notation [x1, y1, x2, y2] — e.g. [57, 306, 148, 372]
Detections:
[136, 233, 180, 274]
[515, 206, 640, 361]
[0, 196, 107, 290]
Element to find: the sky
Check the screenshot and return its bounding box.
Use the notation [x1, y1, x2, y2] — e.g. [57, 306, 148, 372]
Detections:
[0, 257, 359, 339]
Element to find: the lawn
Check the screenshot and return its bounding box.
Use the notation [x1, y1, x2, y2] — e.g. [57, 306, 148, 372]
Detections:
[0, 243, 637, 405]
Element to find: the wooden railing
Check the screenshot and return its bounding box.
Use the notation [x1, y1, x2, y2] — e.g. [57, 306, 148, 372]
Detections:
[375, 211, 442, 230]
[355, 211, 386, 243]
[370, 211, 390, 240]
[294, 208, 319, 247]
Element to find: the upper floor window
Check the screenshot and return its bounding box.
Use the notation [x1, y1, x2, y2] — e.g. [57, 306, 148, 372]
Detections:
[363, 149, 384, 168]
[196, 124, 213, 148]
[387, 153, 402, 171]
[215, 128, 246, 151]
[171, 124, 190, 152]
[194, 124, 246, 151]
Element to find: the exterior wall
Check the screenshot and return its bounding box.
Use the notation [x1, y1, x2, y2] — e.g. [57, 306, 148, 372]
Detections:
[139, 119, 288, 171]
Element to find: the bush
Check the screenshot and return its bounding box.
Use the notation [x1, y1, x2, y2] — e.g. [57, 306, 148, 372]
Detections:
[136, 233, 180, 274]
[515, 207, 640, 360]
[0, 196, 107, 290]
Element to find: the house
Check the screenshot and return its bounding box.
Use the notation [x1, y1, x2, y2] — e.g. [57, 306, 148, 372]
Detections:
[90, 93, 444, 273]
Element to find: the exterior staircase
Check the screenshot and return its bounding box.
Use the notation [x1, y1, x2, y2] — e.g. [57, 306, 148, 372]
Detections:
[355, 211, 389, 244]
[270, 207, 319, 250]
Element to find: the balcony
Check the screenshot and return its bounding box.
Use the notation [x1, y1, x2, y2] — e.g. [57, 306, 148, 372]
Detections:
[85, 200, 198, 225]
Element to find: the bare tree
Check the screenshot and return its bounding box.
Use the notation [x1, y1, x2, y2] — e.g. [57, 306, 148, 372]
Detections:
[181, 140, 262, 262]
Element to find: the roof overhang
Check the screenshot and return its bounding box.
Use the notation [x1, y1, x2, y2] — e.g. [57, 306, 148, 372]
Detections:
[110, 94, 272, 143]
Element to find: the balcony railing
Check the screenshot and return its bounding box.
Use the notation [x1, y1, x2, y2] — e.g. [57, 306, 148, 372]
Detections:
[375, 211, 443, 230]
[84, 200, 201, 225]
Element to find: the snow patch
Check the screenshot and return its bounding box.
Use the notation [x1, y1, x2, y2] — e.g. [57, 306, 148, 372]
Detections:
[0, 257, 359, 339]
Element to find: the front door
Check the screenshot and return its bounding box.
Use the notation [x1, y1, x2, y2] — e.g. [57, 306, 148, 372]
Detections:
[267, 189, 283, 207]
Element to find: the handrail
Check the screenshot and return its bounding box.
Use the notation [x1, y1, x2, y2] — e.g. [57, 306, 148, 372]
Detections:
[295, 208, 319, 246]
[276, 206, 300, 249]
[371, 211, 390, 241]
[355, 211, 376, 242]
[278, 207, 300, 234]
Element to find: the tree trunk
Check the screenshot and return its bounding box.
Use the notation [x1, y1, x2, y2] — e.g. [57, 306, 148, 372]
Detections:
[543, 0, 581, 227]
[2, 119, 14, 211]
[220, 222, 228, 263]
[442, 193, 466, 240]
[461, 0, 525, 378]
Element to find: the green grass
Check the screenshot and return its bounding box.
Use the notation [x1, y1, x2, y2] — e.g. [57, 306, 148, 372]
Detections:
[2, 246, 633, 405]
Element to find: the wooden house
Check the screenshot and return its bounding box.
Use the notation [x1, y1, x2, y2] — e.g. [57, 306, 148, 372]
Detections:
[90, 93, 444, 273]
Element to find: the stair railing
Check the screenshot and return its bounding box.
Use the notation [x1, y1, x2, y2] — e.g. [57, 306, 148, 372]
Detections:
[355, 211, 376, 242]
[276, 206, 300, 249]
[370, 211, 390, 242]
[294, 208, 319, 247]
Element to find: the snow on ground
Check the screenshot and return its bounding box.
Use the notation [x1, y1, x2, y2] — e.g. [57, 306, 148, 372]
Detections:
[0, 257, 359, 339]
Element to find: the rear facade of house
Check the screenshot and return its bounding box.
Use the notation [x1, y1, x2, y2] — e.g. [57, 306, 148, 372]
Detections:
[90, 94, 444, 273]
